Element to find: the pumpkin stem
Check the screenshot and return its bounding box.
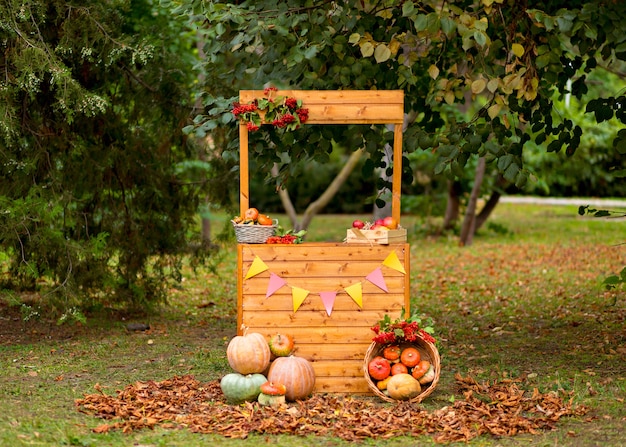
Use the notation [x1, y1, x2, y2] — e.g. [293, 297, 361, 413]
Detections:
[240, 324, 248, 336]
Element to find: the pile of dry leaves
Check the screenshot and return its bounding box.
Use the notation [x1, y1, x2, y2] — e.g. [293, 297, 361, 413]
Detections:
[75, 374, 589, 443]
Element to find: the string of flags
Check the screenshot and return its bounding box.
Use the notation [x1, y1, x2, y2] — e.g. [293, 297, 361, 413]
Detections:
[243, 250, 406, 315]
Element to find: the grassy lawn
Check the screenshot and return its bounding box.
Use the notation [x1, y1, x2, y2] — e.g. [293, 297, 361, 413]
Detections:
[1, 202, 625, 446]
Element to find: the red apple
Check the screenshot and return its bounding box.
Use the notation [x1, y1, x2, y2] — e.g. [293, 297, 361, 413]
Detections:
[268, 333, 295, 357]
[374, 218, 385, 226]
[352, 219, 365, 229]
[382, 216, 398, 229]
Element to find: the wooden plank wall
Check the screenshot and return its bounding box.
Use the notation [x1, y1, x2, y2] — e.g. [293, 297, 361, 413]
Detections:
[238, 242, 410, 395]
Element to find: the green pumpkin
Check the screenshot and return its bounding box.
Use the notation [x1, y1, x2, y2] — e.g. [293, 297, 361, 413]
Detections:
[220, 373, 267, 404]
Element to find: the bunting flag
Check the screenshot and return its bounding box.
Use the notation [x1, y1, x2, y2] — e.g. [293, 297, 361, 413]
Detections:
[366, 267, 388, 292]
[383, 250, 406, 274]
[247, 250, 405, 314]
[344, 282, 363, 308]
[244, 256, 268, 280]
[292, 287, 310, 312]
[266, 273, 287, 298]
[319, 291, 337, 316]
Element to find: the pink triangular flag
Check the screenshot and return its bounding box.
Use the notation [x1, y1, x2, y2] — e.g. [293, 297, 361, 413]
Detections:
[319, 291, 337, 316]
[266, 273, 287, 298]
[366, 267, 388, 292]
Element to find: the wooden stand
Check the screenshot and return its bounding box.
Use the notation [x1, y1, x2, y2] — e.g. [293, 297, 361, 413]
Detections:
[236, 90, 407, 394]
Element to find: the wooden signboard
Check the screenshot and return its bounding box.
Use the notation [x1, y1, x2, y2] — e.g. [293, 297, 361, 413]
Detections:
[236, 90, 408, 394]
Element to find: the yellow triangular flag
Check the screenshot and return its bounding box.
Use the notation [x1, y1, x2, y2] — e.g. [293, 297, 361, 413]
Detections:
[383, 250, 406, 274]
[244, 256, 269, 280]
[344, 282, 363, 308]
[292, 287, 309, 313]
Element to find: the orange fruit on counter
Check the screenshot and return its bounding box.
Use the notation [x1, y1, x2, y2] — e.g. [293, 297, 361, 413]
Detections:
[257, 214, 273, 226]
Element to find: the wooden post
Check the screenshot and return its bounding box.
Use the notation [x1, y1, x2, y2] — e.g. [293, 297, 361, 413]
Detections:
[392, 123, 403, 224]
[239, 122, 249, 217]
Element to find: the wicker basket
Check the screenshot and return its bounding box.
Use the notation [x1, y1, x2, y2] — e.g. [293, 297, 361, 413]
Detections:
[231, 220, 277, 243]
[363, 337, 440, 403]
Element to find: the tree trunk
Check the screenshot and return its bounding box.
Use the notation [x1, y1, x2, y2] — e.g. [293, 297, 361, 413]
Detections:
[442, 180, 462, 231]
[272, 148, 365, 231]
[475, 191, 500, 231]
[271, 163, 299, 224]
[373, 113, 417, 221]
[459, 156, 486, 246]
[475, 174, 509, 231]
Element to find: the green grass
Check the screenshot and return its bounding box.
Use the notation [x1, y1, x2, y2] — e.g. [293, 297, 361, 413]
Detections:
[1, 202, 625, 446]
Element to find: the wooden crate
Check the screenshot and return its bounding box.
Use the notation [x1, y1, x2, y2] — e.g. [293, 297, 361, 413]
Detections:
[238, 243, 410, 395]
[346, 228, 407, 245]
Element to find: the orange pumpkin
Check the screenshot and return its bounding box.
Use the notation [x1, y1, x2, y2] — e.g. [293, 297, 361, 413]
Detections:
[268, 355, 316, 401]
[391, 362, 408, 375]
[226, 330, 271, 375]
[400, 347, 421, 367]
[411, 360, 431, 380]
[257, 214, 273, 226]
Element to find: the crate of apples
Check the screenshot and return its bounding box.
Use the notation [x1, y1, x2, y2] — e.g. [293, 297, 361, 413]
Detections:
[346, 216, 407, 244]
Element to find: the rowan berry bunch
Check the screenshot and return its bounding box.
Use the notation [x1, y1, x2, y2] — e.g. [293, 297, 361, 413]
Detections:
[266, 235, 297, 244]
[371, 309, 436, 344]
[232, 87, 309, 132]
[265, 228, 307, 244]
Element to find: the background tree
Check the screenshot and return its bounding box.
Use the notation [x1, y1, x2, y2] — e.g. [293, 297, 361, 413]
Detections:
[173, 0, 626, 243]
[0, 0, 204, 313]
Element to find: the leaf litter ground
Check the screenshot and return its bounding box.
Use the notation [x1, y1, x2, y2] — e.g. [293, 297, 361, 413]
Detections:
[75, 373, 588, 443]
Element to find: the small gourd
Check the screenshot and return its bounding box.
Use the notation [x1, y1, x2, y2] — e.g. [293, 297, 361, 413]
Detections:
[418, 364, 436, 385]
[226, 327, 271, 375]
[267, 355, 316, 401]
[257, 381, 287, 407]
[220, 373, 267, 404]
[386, 373, 421, 401]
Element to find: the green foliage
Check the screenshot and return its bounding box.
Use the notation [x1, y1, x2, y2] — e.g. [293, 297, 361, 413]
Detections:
[0, 0, 203, 311]
[168, 0, 626, 203]
[521, 69, 626, 196]
[578, 205, 626, 299]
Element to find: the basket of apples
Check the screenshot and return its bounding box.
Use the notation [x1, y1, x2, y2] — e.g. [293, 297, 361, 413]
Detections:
[346, 216, 407, 245]
[231, 207, 277, 243]
[364, 312, 440, 403]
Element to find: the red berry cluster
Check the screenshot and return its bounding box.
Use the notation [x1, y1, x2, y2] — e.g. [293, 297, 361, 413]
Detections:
[266, 235, 297, 244]
[231, 102, 258, 117]
[284, 97, 298, 108]
[372, 321, 420, 343]
[271, 113, 296, 128]
[295, 107, 309, 123]
[419, 330, 436, 344]
[231, 89, 309, 132]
